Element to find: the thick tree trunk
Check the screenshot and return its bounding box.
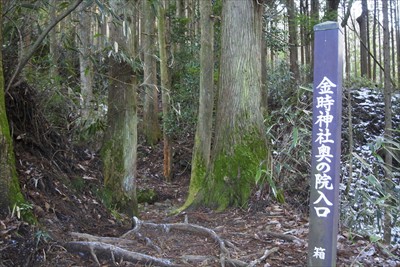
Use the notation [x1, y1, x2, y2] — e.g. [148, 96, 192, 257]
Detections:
[142, 0, 161, 145]
[0, 2, 34, 222]
[188, 0, 269, 210]
[101, 0, 138, 216]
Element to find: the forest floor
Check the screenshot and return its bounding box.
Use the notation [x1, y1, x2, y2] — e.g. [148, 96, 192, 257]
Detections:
[0, 138, 399, 267]
[1, 84, 400, 266]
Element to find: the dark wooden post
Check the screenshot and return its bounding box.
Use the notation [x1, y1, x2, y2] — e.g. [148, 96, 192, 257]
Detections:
[307, 21, 343, 266]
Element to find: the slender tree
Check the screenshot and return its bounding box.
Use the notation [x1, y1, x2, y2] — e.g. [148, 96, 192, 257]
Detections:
[184, 0, 269, 210]
[78, 1, 94, 121]
[101, 0, 138, 216]
[378, 2, 383, 82]
[287, 0, 300, 82]
[382, 0, 393, 244]
[390, 0, 396, 84]
[182, 0, 214, 209]
[372, 0, 378, 82]
[343, 1, 351, 79]
[396, 0, 400, 86]
[357, 0, 369, 77]
[157, 0, 172, 181]
[310, 0, 319, 81]
[49, 0, 60, 81]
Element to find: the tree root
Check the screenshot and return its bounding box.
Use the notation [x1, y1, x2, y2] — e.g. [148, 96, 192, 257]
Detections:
[66, 216, 278, 266]
[64, 241, 181, 267]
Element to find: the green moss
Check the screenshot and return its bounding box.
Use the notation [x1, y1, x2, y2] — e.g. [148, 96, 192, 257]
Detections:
[0, 4, 35, 223]
[203, 133, 268, 211]
[1, 134, 36, 224]
[176, 149, 208, 212]
[137, 188, 158, 204]
[0, 96, 36, 224]
[101, 139, 138, 217]
[179, 124, 269, 213]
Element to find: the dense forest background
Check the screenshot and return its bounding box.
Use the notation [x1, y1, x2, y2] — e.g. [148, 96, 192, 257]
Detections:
[0, 0, 399, 266]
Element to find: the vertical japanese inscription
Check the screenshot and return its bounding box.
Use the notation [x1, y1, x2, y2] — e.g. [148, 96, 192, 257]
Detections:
[308, 22, 343, 267]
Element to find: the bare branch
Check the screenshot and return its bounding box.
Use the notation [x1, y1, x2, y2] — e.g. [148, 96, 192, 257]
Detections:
[6, 0, 84, 92]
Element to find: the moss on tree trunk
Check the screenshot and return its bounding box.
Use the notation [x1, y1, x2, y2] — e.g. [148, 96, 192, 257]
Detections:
[0, 1, 35, 222]
[101, 1, 138, 217]
[191, 128, 267, 211]
[181, 0, 269, 212]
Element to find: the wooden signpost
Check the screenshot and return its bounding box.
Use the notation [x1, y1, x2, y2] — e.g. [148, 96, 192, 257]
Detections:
[308, 21, 343, 266]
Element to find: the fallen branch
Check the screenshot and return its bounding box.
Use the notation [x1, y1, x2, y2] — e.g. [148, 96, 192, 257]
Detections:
[65, 241, 182, 267]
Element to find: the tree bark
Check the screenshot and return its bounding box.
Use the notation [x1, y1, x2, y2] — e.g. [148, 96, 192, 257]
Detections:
[356, 0, 369, 77]
[78, 2, 94, 120]
[309, 0, 319, 82]
[287, 0, 299, 82]
[390, 0, 396, 84]
[183, 0, 215, 209]
[157, 0, 172, 181]
[372, 0, 377, 82]
[325, 0, 340, 21]
[186, 0, 269, 210]
[142, 0, 161, 145]
[396, 0, 400, 86]
[101, 0, 139, 216]
[382, 0, 393, 244]
[0, 1, 34, 222]
[49, 0, 60, 81]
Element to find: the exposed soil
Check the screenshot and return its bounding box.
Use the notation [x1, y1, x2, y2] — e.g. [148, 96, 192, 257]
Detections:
[1, 84, 399, 266]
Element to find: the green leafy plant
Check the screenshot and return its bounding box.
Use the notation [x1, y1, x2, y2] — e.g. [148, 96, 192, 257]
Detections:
[265, 82, 313, 209]
[344, 75, 378, 89]
[255, 162, 285, 204]
[34, 230, 51, 247]
[341, 136, 400, 241]
[11, 203, 34, 220]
